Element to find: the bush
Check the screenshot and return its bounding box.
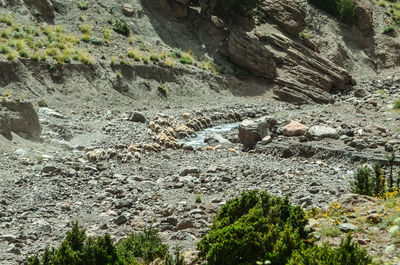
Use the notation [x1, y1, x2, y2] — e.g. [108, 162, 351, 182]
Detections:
[113, 19, 130, 37]
[308, 0, 356, 23]
[383, 25, 395, 34]
[197, 191, 312, 265]
[351, 166, 374, 196]
[27, 222, 185, 265]
[78, 2, 88, 10]
[287, 234, 372, 265]
[197, 191, 371, 265]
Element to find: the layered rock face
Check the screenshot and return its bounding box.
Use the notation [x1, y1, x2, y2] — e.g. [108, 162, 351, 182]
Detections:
[164, 0, 357, 104]
[227, 0, 355, 104]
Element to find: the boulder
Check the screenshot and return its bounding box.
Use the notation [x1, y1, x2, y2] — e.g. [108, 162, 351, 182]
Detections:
[238, 117, 277, 148]
[306, 125, 338, 140]
[122, 3, 135, 17]
[204, 133, 231, 146]
[355, 1, 373, 35]
[282, 121, 308, 136]
[128, 112, 146, 123]
[0, 101, 41, 140]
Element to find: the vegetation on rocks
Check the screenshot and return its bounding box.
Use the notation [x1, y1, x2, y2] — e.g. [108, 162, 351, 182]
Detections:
[27, 222, 185, 265]
[197, 190, 371, 265]
[309, 0, 356, 23]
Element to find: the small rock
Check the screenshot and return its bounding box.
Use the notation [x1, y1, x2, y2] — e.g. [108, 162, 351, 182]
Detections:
[41, 165, 58, 174]
[38, 107, 64, 119]
[366, 214, 382, 224]
[306, 125, 338, 140]
[260, 135, 272, 145]
[114, 215, 128, 225]
[7, 245, 21, 255]
[354, 88, 369, 98]
[128, 112, 146, 123]
[339, 223, 357, 232]
[1, 234, 17, 243]
[282, 121, 309, 137]
[176, 219, 195, 230]
[122, 3, 134, 17]
[180, 167, 200, 176]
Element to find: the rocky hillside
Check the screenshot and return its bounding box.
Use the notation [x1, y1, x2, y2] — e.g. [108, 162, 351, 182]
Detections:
[1, 0, 400, 264]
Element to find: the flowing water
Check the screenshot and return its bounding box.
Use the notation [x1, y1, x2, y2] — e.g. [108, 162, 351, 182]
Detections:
[178, 122, 239, 147]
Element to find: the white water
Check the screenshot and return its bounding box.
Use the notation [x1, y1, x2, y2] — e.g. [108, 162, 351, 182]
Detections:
[178, 122, 239, 147]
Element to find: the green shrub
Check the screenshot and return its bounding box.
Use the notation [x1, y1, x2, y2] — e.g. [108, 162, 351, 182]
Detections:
[287, 234, 371, 265]
[90, 37, 103, 45]
[198, 191, 371, 265]
[394, 99, 400, 109]
[117, 227, 169, 263]
[197, 190, 312, 265]
[383, 25, 395, 34]
[27, 222, 185, 265]
[351, 165, 374, 196]
[27, 222, 124, 265]
[113, 19, 130, 36]
[309, 0, 356, 23]
[78, 1, 88, 10]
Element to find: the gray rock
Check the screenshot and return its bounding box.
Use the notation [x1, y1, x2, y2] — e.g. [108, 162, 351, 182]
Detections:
[7, 245, 21, 255]
[176, 219, 195, 230]
[1, 234, 17, 243]
[354, 88, 369, 98]
[41, 165, 58, 174]
[306, 125, 338, 140]
[180, 167, 200, 176]
[114, 215, 128, 225]
[340, 223, 357, 232]
[38, 107, 64, 119]
[128, 112, 146, 123]
[238, 117, 277, 148]
[33, 220, 52, 233]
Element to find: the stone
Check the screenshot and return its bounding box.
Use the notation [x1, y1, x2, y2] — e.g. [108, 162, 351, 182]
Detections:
[41, 165, 58, 174]
[122, 3, 134, 17]
[7, 245, 21, 255]
[204, 133, 231, 146]
[353, 88, 369, 98]
[238, 117, 277, 148]
[355, 1, 373, 35]
[339, 223, 357, 232]
[176, 219, 195, 230]
[128, 112, 146, 123]
[37, 107, 64, 119]
[114, 215, 128, 225]
[282, 121, 309, 136]
[1, 234, 17, 243]
[33, 220, 52, 233]
[306, 126, 338, 140]
[180, 167, 200, 176]
[260, 135, 272, 145]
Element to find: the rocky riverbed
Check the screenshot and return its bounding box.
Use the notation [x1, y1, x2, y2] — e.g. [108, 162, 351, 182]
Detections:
[1, 71, 400, 264]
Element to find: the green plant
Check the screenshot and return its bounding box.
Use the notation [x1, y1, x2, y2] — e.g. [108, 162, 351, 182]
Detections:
[120, 59, 131, 66]
[318, 224, 342, 237]
[113, 18, 130, 36]
[0, 45, 9, 54]
[393, 98, 400, 109]
[158, 83, 168, 97]
[27, 223, 186, 265]
[383, 25, 395, 34]
[195, 194, 202, 203]
[79, 24, 92, 34]
[351, 165, 373, 196]
[197, 190, 312, 265]
[388, 152, 396, 191]
[117, 227, 169, 263]
[38, 99, 48, 107]
[287, 234, 371, 265]
[299, 30, 309, 39]
[27, 221, 124, 265]
[78, 1, 89, 10]
[103, 28, 111, 44]
[90, 37, 102, 45]
[309, 0, 356, 23]
[150, 54, 159, 62]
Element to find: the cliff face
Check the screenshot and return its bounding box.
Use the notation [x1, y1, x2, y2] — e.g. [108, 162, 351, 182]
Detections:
[0, 0, 395, 107]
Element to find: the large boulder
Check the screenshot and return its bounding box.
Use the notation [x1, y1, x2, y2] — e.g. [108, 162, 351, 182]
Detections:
[355, 1, 373, 36]
[0, 101, 41, 140]
[238, 117, 277, 148]
[23, 0, 54, 23]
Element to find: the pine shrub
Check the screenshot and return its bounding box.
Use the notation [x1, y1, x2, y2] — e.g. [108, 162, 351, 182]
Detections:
[308, 0, 356, 23]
